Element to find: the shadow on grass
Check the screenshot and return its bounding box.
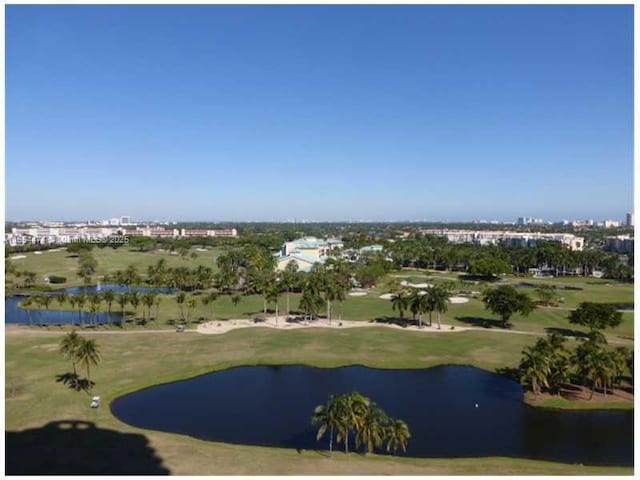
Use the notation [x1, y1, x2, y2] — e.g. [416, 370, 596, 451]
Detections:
[455, 316, 507, 329]
[55, 372, 95, 393]
[6, 420, 170, 474]
[544, 327, 589, 339]
[373, 316, 415, 328]
[457, 274, 500, 282]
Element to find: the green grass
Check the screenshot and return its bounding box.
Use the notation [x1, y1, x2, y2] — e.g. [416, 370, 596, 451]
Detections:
[7, 246, 224, 289]
[17, 283, 634, 342]
[5, 327, 632, 474]
[524, 394, 633, 411]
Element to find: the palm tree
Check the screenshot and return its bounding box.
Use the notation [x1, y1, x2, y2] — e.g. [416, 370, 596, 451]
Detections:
[299, 290, 323, 321]
[102, 289, 115, 326]
[142, 293, 155, 322]
[430, 285, 449, 330]
[281, 261, 299, 316]
[519, 345, 551, 399]
[129, 292, 141, 322]
[266, 282, 281, 326]
[89, 293, 102, 327]
[154, 296, 163, 323]
[75, 338, 101, 388]
[117, 293, 128, 326]
[391, 291, 409, 320]
[39, 295, 53, 325]
[59, 330, 81, 378]
[176, 292, 187, 323]
[21, 297, 35, 326]
[185, 298, 197, 324]
[76, 293, 87, 328]
[356, 404, 388, 454]
[336, 392, 370, 454]
[56, 293, 69, 325]
[385, 419, 411, 454]
[68, 296, 77, 326]
[408, 289, 424, 326]
[311, 395, 341, 455]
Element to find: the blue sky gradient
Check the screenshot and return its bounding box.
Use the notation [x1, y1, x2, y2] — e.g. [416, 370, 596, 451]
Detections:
[6, 5, 633, 222]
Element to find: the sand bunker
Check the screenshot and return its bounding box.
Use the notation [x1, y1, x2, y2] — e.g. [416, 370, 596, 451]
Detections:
[348, 291, 367, 297]
[379, 293, 395, 300]
[10, 255, 26, 260]
[449, 297, 470, 304]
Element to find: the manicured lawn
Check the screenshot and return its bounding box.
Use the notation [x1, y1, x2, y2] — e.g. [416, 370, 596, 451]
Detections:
[17, 285, 634, 342]
[5, 327, 632, 475]
[6, 246, 224, 289]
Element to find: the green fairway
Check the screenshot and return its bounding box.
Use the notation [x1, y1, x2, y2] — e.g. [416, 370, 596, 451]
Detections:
[7, 246, 223, 289]
[5, 327, 633, 475]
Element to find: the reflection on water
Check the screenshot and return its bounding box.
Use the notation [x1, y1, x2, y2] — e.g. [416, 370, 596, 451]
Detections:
[5, 285, 176, 325]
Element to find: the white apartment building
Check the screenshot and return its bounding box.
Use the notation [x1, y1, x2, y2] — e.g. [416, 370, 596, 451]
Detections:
[420, 229, 584, 251]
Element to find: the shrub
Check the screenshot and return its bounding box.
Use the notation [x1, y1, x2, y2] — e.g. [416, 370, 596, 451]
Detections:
[48, 275, 67, 284]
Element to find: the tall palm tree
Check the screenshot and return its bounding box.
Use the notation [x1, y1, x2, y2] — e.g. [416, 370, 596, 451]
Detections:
[59, 330, 81, 378]
[391, 291, 409, 320]
[519, 346, 551, 399]
[129, 292, 141, 322]
[68, 296, 77, 326]
[76, 293, 87, 328]
[408, 290, 424, 326]
[89, 293, 102, 327]
[22, 297, 33, 326]
[176, 292, 187, 323]
[102, 289, 115, 326]
[299, 290, 323, 321]
[142, 293, 155, 322]
[40, 295, 53, 325]
[336, 392, 370, 454]
[385, 419, 411, 454]
[75, 338, 101, 388]
[266, 282, 281, 326]
[56, 293, 69, 325]
[311, 395, 341, 455]
[356, 404, 388, 454]
[281, 261, 299, 316]
[430, 285, 449, 330]
[117, 293, 128, 326]
[185, 298, 197, 324]
[154, 296, 163, 323]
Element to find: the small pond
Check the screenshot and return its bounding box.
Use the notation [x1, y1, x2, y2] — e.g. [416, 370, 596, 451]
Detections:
[110, 365, 633, 466]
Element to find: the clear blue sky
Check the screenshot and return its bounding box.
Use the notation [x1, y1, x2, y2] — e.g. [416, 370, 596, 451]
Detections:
[6, 5, 633, 222]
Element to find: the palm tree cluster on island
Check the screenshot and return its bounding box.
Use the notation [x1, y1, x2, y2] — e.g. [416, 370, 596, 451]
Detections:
[311, 392, 411, 455]
[58, 330, 102, 391]
[518, 303, 631, 400]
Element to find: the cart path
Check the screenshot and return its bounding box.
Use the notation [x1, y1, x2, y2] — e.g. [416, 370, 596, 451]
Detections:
[6, 319, 632, 346]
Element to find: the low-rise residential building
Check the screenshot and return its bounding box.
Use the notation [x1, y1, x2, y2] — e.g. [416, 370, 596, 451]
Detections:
[276, 236, 344, 272]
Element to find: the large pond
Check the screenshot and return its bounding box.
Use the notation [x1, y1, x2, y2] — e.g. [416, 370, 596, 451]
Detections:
[5, 285, 176, 325]
[110, 365, 633, 466]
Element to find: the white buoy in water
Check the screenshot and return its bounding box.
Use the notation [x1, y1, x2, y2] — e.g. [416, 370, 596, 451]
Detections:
[475, 403, 479, 408]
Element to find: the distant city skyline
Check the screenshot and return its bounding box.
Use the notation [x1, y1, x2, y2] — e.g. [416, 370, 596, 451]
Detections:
[6, 213, 634, 225]
[6, 5, 633, 221]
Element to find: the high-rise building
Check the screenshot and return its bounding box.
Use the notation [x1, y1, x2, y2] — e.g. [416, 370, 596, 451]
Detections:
[626, 212, 634, 227]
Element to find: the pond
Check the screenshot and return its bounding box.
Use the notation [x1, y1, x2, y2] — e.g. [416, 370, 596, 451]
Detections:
[110, 365, 633, 466]
[5, 285, 176, 325]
